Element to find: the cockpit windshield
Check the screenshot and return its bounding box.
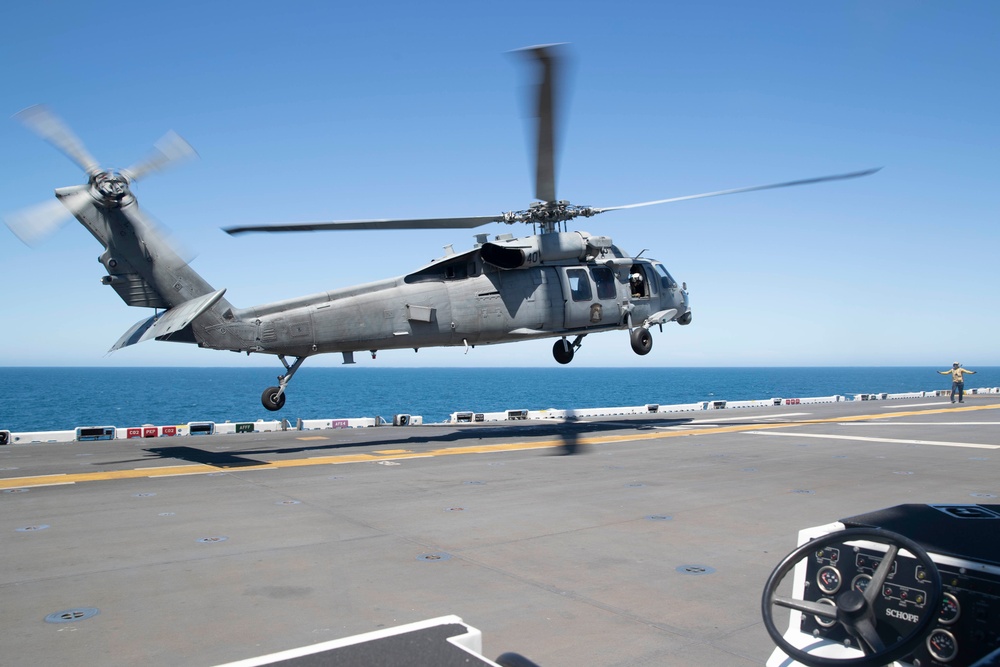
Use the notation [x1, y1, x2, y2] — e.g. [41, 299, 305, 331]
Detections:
[652, 263, 677, 290]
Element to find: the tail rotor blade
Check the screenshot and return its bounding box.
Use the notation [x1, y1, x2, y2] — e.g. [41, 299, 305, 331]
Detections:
[4, 199, 72, 246]
[14, 105, 101, 177]
[4, 186, 91, 246]
[123, 131, 198, 183]
[121, 202, 198, 266]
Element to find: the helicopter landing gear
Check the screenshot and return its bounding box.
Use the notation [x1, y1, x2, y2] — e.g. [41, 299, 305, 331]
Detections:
[262, 386, 286, 411]
[261, 354, 306, 411]
[552, 335, 584, 364]
[630, 327, 652, 355]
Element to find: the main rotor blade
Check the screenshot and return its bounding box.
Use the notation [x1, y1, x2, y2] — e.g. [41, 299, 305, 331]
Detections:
[15, 105, 101, 177]
[122, 131, 198, 183]
[516, 44, 566, 204]
[594, 168, 882, 213]
[224, 215, 506, 236]
[4, 186, 91, 246]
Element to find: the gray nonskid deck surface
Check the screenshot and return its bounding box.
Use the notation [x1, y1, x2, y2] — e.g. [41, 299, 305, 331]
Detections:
[2, 397, 998, 666]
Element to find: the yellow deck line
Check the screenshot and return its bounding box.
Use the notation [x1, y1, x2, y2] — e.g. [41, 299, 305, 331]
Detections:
[2, 403, 997, 490]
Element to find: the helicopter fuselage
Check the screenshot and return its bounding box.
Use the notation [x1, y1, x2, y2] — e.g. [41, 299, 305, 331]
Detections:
[42, 187, 691, 412]
[212, 232, 690, 361]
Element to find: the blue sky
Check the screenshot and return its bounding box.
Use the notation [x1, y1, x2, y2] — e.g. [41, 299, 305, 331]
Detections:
[1, 1, 997, 368]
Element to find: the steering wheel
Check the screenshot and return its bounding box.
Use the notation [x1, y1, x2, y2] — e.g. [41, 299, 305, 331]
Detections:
[761, 527, 942, 667]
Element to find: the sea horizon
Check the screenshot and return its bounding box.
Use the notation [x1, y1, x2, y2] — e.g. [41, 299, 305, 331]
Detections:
[2, 365, 994, 433]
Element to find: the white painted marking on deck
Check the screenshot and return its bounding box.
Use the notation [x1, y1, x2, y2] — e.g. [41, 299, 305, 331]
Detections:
[8, 481, 77, 487]
[742, 431, 999, 449]
[839, 422, 1000, 426]
[2, 473, 67, 480]
[658, 412, 812, 428]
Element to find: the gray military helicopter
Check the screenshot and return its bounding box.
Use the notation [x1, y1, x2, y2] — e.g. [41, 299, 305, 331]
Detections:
[7, 45, 876, 411]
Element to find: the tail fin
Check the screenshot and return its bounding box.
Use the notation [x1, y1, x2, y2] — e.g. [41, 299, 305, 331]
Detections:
[54, 186, 239, 351]
[9, 106, 246, 354]
[61, 186, 217, 309]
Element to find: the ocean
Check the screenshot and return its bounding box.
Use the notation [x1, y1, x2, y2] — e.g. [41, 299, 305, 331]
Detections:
[1, 366, 993, 433]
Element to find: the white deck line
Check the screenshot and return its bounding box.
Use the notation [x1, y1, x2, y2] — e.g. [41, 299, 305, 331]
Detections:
[741, 431, 999, 449]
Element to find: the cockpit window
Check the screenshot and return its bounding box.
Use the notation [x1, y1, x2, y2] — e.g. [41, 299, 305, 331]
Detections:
[643, 264, 657, 295]
[590, 267, 616, 300]
[566, 269, 593, 302]
[653, 263, 677, 290]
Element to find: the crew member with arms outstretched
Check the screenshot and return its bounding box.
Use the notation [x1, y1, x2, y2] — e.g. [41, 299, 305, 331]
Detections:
[939, 362, 977, 403]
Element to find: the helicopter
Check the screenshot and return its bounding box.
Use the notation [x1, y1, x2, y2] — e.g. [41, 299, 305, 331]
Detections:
[6, 45, 877, 411]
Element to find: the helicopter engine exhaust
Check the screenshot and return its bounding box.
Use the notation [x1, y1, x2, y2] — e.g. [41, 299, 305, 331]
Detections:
[481, 231, 613, 269]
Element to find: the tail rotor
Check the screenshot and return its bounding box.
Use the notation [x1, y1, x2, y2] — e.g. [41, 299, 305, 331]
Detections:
[4, 105, 197, 246]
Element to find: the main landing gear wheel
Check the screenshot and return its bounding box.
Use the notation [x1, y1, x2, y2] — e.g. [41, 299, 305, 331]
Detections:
[553, 339, 574, 364]
[261, 386, 286, 411]
[630, 328, 652, 355]
[761, 527, 942, 667]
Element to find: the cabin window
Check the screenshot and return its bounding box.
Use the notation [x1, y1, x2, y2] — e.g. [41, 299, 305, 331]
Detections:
[590, 267, 616, 300]
[653, 263, 677, 290]
[566, 269, 593, 302]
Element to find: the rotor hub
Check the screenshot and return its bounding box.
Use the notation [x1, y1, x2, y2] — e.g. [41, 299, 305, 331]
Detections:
[94, 171, 131, 201]
[502, 201, 598, 232]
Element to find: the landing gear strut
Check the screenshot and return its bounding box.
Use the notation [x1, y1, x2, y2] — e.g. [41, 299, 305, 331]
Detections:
[261, 355, 306, 411]
[552, 335, 585, 364]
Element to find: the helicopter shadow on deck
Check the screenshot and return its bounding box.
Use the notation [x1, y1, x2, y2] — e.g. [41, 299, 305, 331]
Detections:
[116, 414, 779, 468]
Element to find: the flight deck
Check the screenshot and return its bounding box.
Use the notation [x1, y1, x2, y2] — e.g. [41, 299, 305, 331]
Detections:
[3, 396, 999, 666]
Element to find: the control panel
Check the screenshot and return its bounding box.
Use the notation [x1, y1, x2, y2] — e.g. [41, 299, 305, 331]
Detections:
[794, 504, 1000, 666]
[800, 542, 1000, 664]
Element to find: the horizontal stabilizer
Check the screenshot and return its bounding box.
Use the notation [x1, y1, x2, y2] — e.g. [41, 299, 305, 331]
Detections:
[110, 288, 226, 352]
[111, 314, 158, 351]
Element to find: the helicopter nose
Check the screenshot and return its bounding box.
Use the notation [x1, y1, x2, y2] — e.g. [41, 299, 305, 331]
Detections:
[674, 290, 691, 325]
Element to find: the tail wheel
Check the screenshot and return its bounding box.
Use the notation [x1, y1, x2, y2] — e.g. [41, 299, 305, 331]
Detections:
[261, 386, 286, 411]
[630, 328, 652, 355]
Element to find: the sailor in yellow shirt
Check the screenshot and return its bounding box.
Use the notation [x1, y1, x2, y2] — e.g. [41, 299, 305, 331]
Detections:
[938, 362, 977, 403]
